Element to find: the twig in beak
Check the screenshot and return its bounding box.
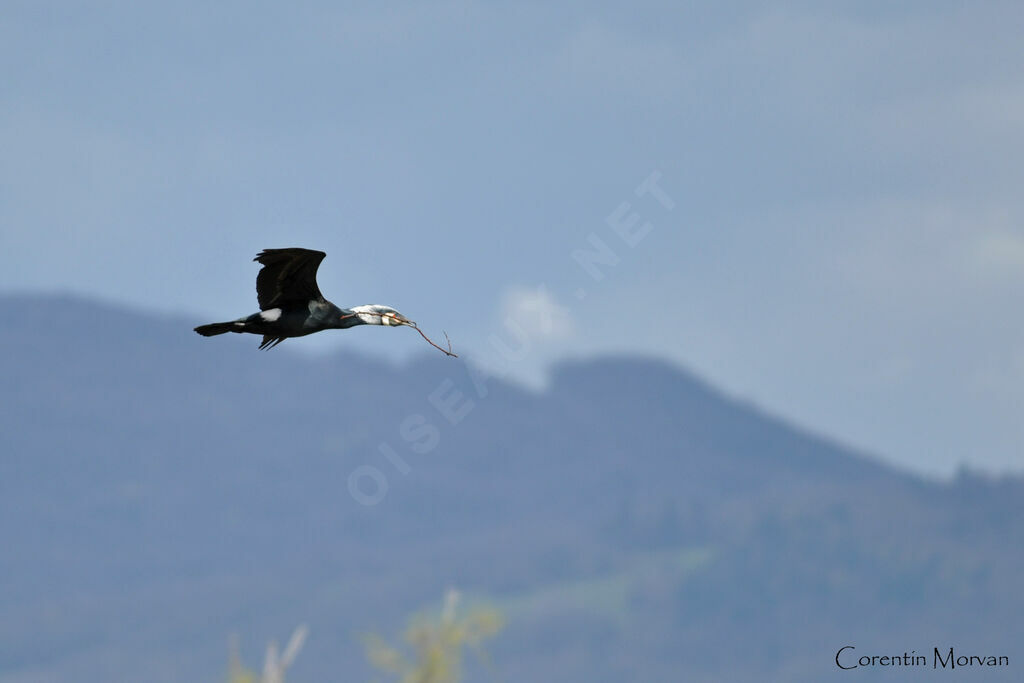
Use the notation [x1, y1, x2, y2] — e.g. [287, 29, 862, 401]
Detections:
[344, 311, 458, 357]
[410, 323, 458, 358]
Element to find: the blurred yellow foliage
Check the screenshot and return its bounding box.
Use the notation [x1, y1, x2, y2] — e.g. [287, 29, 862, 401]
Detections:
[364, 589, 504, 683]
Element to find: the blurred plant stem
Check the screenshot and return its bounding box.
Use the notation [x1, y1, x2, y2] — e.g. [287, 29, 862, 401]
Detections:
[228, 624, 308, 683]
[364, 588, 504, 683]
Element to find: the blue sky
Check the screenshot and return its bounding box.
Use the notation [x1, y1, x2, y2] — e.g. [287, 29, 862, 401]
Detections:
[2, 1, 1022, 476]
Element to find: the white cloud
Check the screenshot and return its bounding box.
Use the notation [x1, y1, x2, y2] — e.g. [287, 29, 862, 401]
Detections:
[498, 285, 575, 342]
[973, 231, 1024, 270]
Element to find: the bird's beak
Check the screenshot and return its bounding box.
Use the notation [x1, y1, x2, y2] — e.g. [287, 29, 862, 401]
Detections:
[390, 313, 415, 326]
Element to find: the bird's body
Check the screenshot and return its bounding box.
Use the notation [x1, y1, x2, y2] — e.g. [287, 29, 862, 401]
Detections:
[195, 248, 413, 349]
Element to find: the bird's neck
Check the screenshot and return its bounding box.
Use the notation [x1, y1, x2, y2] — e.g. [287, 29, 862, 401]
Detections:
[336, 305, 382, 328]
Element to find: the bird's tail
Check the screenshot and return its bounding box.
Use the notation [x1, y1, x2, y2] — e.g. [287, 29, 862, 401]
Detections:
[194, 321, 237, 337]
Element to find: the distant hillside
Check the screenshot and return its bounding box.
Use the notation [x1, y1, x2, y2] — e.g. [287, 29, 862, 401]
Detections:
[0, 293, 1020, 682]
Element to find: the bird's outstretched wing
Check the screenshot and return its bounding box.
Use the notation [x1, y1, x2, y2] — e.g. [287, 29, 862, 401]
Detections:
[253, 248, 327, 310]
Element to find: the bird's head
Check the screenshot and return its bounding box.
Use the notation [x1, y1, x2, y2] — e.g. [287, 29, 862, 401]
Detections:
[347, 305, 415, 327]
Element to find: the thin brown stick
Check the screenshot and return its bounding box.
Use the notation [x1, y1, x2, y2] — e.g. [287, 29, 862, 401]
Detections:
[340, 311, 457, 357]
[410, 324, 458, 358]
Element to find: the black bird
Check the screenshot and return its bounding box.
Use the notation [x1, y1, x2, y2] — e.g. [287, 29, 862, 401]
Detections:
[195, 248, 415, 350]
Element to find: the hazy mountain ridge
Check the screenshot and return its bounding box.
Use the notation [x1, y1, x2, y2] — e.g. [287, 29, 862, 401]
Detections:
[0, 294, 1020, 682]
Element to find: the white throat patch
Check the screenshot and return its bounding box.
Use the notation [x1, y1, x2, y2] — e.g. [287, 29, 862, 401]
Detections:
[351, 304, 390, 325]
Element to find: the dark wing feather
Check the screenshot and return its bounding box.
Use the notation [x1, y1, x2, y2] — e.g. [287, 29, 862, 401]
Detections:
[259, 335, 287, 350]
[253, 248, 327, 310]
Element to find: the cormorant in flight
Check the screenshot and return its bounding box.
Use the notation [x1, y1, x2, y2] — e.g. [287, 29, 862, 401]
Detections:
[195, 248, 418, 351]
